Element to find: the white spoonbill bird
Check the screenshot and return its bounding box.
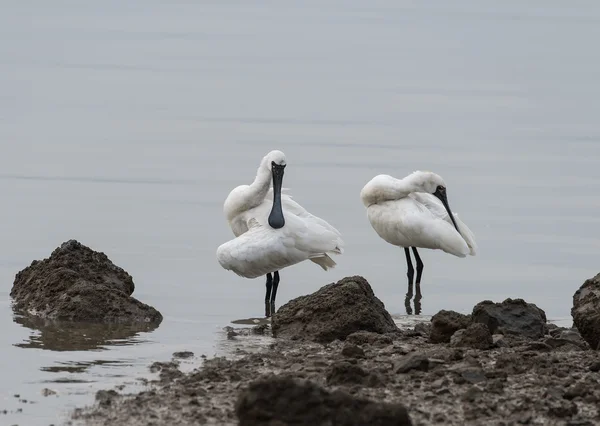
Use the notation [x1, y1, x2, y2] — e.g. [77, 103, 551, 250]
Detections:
[360, 171, 477, 312]
[216, 150, 344, 317]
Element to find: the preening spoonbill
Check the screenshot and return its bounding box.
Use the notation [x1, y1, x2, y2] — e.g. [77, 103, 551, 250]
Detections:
[217, 150, 344, 317]
[360, 171, 477, 313]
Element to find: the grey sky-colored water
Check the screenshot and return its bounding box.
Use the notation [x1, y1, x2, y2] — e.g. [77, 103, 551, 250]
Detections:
[1, 1, 600, 424]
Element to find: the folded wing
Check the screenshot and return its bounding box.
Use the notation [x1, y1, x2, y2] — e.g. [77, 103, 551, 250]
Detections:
[409, 192, 478, 255]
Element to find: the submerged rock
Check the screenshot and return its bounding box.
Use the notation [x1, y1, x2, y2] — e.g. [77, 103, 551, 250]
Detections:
[10, 240, 162, 323]
[572, 274, 600, 350]
[430, 310, 471, 343]
[471, 298, 546, 339]
[271, 276, 398, 343]
[236, 375, 412, 426]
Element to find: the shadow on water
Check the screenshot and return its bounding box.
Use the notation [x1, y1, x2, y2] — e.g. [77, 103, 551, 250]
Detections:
[12, 313, 160, 352]
[40, 359, 132, 375]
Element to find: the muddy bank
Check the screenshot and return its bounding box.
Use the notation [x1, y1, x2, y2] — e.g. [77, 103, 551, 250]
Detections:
[71, 324, 600, 426]
[11, 240, 162, 323]
[71, 276, 600, 426]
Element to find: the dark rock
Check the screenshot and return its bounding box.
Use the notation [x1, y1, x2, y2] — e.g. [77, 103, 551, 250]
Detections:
[492, 334, 508, 348]
[548, 326, 568, 337]
[341, 344, 366, 359]
[10, 240, 162, 323]
[547, 399, 578, 418]
[271, 276, 398, 343]
[564, 383, 588, 400]
[572, 274, 600, 350]
[558, 329, 588, 345]
[543, 338, 585, 352]
[450, 323, 493, 350]
[149, 361, 183, 381]
[252, 324, 269, 335]
[173, 351, 194, 359]
[589, 361, 600, 372]
[422, 346, 464, 362]
[520, 342, 553, 352]
[394, 353, 430, 374]
[225, 326, 239, 339]
[346, 331, 393, 347]
[95, 390, 119, 407]
[326, 361, 383, 387]
[236, 375, 412, 426]
[413, 322, 431, 336]
[459, 368, 487, 384]
[430, 310, 471, 343]
[485, 379, 505, 394]
[41, 388, 57, 397]
[461, 386, 482, 402]
[472, 298, 546, 339]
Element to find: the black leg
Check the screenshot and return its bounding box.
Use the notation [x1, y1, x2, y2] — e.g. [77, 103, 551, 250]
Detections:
[404, 247, 414, 296]
[414, 286, 422, 315]
[412, 247, 423, 315]
[265, 273, 273, 317]
[404, 247, 414, 315]
[270, 271, 280, 315]
[412, 247, 424, 285]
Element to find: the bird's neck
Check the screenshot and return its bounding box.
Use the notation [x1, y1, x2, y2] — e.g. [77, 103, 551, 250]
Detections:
[246, 163, 272, 207]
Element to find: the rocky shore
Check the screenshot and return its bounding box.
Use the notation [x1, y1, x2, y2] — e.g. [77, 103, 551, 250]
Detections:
[11, 240, 162, 324]
[70, 275, 600, 426]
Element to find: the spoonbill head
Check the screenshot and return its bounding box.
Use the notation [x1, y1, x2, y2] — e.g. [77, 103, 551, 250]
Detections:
[217, 150, 344, 317]
[360, 170, 477, 314]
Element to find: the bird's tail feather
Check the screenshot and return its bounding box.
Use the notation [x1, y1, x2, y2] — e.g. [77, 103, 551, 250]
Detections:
[309, 254, 337, 271]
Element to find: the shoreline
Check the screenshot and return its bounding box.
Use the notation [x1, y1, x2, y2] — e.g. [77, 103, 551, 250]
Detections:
[70, 316, 599, 426]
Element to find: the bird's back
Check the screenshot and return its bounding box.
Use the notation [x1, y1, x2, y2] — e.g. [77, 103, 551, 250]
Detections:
[218, 189, 344, 278]
[217, 211, 343, 278]
[366, 197, 471, 257]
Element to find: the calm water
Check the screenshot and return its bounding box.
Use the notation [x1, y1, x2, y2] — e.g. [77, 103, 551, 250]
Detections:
[2, 1, 600, 424]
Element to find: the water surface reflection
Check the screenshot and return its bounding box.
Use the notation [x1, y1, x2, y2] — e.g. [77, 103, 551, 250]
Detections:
[13, 314, 159, 352]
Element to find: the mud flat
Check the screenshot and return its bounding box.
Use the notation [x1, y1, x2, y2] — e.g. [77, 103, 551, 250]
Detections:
[71, 276, 600, 426]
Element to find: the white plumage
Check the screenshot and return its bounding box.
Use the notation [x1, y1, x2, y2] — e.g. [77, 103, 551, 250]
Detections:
[216, 150, 343, 316]
[360, 170, 477, 314]
[360, 171, 477, 257]
[217, 189, 344, 278]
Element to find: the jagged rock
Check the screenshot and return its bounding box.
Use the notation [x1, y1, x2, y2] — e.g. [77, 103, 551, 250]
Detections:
[450, 323, 493, 350]
[472, 298, 546, 339]
[95, 390, 119, 407]
[236, 375, 412, 426]
[413, 322, 432, 337]
[326, 361, 384, 387]
[430, 310, 471, 343]
[10, 240, 162, 323]
[492, 334, 508, 348]
[346, 331, 393, 346]
[572, 274, 600, 350]
[341, 344, 366, 359]
[271, 276, 398, 343]
[394, 353, 430, 374]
